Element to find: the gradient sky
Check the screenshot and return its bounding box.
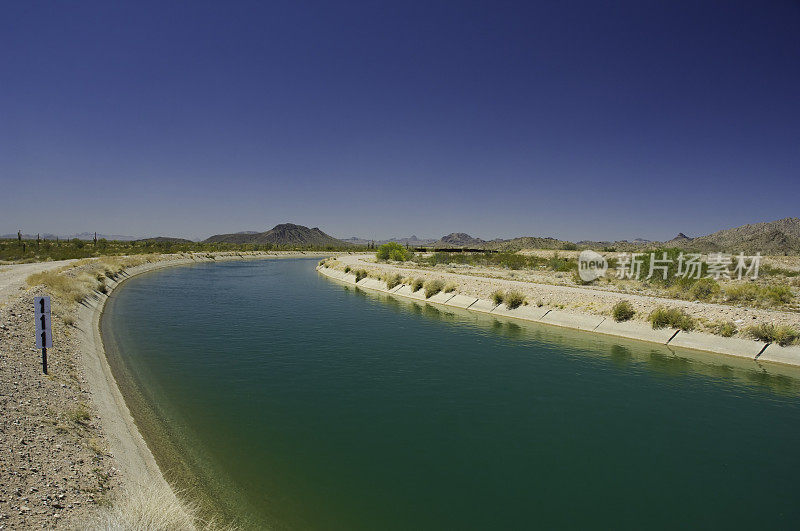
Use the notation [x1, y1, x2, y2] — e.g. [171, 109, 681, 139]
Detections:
[2, 1, 798, 241]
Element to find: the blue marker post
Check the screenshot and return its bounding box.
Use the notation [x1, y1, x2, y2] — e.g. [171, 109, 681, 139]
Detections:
[34, 296, 52, 374]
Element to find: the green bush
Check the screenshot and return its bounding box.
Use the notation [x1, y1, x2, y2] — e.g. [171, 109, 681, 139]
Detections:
[548, 254, 572, 272]
[763, 285, 793, 304]
[725, 283, 793, 306]
[710, 321, 738, 337]
[746, 324, 799, 346]
[505, 291, 525, 309]
[612, 301, 635, 322]
[492, 290, 504, 305]
[376, 242, 413, 262]
[424, 279, 444, 298]
[385, 273, 403, 290]
[344, 266, 351, 273]
[724, 283, 760, 302]
[687, 278, 720, 301]
[354, 269, 368, 282]
[411, 278, 424, 292]
[649, 307, 695, 331]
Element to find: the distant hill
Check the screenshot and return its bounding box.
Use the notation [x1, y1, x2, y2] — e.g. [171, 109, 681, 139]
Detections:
[433, 233, 486, 248]
[204, 223, 350, 247]
[416, 218, 800, 254]
[681, 218, 800, 254]
[490, 236, 574, 251]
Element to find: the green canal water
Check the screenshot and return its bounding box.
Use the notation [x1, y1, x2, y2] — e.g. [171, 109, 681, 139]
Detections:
[101, 258, 800, 529]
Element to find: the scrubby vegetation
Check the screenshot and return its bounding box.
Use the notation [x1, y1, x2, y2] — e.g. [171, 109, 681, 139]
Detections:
[415, 251, 578, 271]
[492, 290, 504, 305]
[423, 279, 444, 298]
[376, 242, 414, 262]
[26, 256, 152, 304]
[649, 307, 696, 331]
[411, 278, 424, 292]
[354, 269, 368, 282]
[384, 273, 403, 290]
[687, 278, 720, 301]
[504, 291, 525, 309]
[444, 282, 457, 293]
[1, 237, 354, 263]
[709, 321, 738, 337]
[83, 483, 208, 530]
[612, 301, 635, 322]
[746, 324, 799, 346]
[725, 283, 793, 306]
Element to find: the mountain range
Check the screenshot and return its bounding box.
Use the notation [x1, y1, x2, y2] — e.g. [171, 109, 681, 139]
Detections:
[6, 217, 799, 253]
[420, 218, 800, 253]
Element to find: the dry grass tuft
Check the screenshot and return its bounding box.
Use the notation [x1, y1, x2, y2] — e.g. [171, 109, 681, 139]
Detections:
[384, 273, 403, 290]
[504, 291, 525, 309]
[423, 279, 444, 298]
[411, 278, 424, 292]
[80, 482, 217, 530]
[27, 255, 156, 304]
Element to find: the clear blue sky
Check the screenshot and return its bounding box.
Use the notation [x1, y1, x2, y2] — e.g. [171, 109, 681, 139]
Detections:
[2, 1, 798, 241]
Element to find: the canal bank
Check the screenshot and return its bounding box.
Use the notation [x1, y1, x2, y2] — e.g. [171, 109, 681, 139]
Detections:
[76, 252, 336, 526]
[317, 264, 800, 367]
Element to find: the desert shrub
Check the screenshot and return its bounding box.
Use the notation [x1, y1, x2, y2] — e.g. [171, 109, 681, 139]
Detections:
[760, 264, 800, 277]
[746, 324, 799, 346]
[548, 254, 572, 272]
[344, 266, 351, 273]
[376, 242, 413, 262]
[385, 273, 403, 290]
[649, 307, 695, 331]
[709, 321, 738, 337]
[492, 290, 505, 305]
[354, 269, 368, 282]
[411, 278, 424, 292]
[505, 291, 525, 309]
[763, 285, 793, 304]
[725, 283, 793, 305]
[67, 402, 92, 426]
[444, 282, 457, 293]
[612, 301, 635, 322]
[424, 279, 444, 298]
[687, 278, 720, 301]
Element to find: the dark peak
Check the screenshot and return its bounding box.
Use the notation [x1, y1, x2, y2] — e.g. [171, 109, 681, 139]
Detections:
[673, 232, 690, 240]
[271, 223, 304, 231]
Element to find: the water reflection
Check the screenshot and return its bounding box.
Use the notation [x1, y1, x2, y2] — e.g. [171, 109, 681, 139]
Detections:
[343, 282, 800, 397]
